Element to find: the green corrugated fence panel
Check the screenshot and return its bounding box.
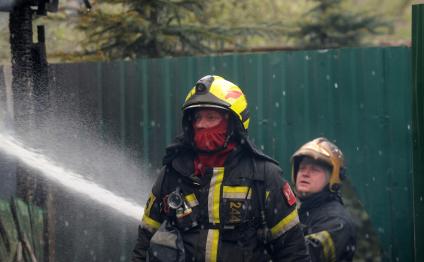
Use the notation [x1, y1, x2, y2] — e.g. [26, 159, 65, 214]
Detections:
[412, 4, 424, 262]
[384, 47, 413, 261]
[50, 46, 413, 261]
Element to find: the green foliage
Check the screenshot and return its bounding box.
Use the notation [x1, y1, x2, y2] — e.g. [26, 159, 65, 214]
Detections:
[1, 0, 414, 63]
[57, 0, 286, 60]
[291, 0, 392, 49]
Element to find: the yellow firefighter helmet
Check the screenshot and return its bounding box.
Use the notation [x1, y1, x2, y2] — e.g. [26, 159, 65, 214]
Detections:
[182, 75, 250, 130]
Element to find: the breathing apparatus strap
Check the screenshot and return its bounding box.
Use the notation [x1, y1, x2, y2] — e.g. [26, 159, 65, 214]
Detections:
[252, 161, 272, 245]
[254, 181, 272, 244]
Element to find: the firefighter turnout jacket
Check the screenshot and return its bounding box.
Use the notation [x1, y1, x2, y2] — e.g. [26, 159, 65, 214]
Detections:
[298, 189, 356, 262]
[132, 137, 310, 262]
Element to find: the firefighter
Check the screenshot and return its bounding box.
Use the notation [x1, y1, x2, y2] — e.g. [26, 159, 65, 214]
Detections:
[291, 138, 357, 262]
[132, 75, 310, 262]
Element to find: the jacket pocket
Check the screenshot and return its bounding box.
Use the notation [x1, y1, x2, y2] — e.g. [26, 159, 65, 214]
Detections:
[221, 186, 253, 225]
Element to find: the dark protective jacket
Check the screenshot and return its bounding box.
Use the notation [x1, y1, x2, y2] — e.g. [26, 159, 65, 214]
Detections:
[132, 136, 310, 262]
[298, 189, 356, 262]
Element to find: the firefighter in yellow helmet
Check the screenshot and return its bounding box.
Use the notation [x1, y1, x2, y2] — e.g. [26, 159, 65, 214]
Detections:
[132, 75, 310, 261]
[291, 138, 356, 262]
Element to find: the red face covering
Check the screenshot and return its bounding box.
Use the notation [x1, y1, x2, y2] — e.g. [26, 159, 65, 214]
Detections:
[193, 117, 236, 176]
[193, 119, 228, 151]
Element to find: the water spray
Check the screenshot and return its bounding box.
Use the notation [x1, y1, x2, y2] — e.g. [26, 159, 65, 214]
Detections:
[0, 131, 144, 221]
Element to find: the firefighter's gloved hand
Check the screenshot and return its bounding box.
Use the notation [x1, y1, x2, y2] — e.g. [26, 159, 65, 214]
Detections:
[148, 220, 185, 262]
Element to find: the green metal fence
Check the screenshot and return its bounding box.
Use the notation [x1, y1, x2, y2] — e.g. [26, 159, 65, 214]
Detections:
[50, 46, 413, 261]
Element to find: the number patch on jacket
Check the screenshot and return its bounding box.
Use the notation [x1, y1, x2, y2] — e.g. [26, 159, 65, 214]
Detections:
[228, 201, 243, 223]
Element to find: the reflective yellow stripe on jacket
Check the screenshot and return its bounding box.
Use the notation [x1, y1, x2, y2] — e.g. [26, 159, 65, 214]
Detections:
[141, 214, 161, 233]
[205, 229, 220, 262]
[306, 230, 336, 262]
[144, 193, 156, 217]
[271, 209, 300, 240]
[208, 167, 224, 224]
[205, 167, 224, 261]
[222, 186, 252, 199]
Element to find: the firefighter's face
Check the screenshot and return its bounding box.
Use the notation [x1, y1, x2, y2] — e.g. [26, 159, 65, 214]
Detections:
[193, 109, 226, 129]
[296, 158, 330, 195]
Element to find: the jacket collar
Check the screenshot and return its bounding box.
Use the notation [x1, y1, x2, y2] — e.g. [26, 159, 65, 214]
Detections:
[298, 188, 343, 213]
[163, 133, 279, 182]
[170, 145, 243, 177]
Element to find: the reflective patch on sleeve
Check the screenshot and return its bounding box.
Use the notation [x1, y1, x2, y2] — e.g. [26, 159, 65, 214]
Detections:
[185, 193, 199, 207]
[145, 193, 156, 217]
[306, 230, 336, 262]
[282, 182, 297, 206]
[141, 214, 161, 233]
[222, 186, 252, 199]
[270, 209, 300, 240]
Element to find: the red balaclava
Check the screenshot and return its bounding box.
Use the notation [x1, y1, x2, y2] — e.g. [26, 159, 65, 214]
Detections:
[193, 116, 228, 151]
[193, 113, 235, 176]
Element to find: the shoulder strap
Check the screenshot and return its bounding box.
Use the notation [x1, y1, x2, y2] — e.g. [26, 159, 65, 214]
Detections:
[252, 160, 272, 244]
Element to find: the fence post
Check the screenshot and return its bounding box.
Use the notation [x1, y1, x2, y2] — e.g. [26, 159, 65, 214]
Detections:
[412, 4, 424, 262]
